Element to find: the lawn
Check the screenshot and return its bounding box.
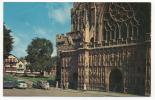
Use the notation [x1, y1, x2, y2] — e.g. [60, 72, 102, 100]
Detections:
[19, 76, 54, 83]
[4, 73, 55, 83]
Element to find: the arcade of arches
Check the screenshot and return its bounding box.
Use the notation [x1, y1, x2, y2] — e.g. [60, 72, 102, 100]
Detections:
[56, 3, 151, 96]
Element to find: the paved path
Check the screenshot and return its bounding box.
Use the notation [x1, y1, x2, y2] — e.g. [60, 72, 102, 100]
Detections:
[3, 87, 139, 97]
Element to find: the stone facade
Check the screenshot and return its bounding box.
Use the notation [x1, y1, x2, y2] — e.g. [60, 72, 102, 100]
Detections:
[56, 3, 151, 95]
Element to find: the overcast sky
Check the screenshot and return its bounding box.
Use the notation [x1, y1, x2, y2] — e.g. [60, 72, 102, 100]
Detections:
[4, 2, 73, 58]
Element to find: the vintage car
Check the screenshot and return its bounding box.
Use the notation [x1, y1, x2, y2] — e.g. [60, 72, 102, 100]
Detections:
[16, 80, 28, 89]
[32, 81, 49, 90]
[3, 81, 16, 89]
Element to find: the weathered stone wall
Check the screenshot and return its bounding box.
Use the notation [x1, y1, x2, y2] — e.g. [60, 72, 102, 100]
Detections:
[56, 2, 151, 96]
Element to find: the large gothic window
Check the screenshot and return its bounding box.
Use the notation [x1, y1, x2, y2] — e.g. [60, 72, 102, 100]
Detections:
[121, 22, 127, 39]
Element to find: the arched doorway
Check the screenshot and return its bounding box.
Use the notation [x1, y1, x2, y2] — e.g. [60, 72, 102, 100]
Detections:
[69, 72, 78, 89]
[109, 69, 123, 92]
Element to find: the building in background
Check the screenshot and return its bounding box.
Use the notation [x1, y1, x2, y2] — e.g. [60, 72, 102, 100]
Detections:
[4, 54, 27, 76]
[43, 65, 57, 78]
[4, 54, 19, 75]
[16, 60, 27, 75]
[56, 3, 151, 96]
[50, 65, 57, 78]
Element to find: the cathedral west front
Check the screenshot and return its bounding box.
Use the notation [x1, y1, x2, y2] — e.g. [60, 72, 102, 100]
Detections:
[56, 3, 151, 96]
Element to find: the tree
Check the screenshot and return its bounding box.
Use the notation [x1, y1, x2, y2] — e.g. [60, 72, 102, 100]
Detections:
[51, 56, 57, 65]
[45, 56, 57, 73]
[19, 57, 26, 62]
[3, 24, 14, 59]
[26, 38, 53, 75]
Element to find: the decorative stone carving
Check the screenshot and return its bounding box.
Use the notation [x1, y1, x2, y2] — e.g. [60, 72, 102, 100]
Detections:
[57, 3, 151, 96]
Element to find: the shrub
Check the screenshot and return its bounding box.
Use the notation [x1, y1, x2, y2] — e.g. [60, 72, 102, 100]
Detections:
[3, 74, 16, 81]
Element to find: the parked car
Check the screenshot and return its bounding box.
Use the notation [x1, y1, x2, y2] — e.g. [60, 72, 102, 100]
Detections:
[32, 81, 42, 89]
[32, 81, 49, 90]
[16, 80, 28, 89]
[3, 81, 16, 89]
[42, 82, 50, 90]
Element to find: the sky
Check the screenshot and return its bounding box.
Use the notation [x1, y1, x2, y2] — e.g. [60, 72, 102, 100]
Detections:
[4, 2, 73, 58]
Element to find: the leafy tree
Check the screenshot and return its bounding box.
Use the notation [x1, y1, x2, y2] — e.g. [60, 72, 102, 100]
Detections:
[19, 57, 26, 62]
[3, 24, 14, 59]
[19, 57, 25, 60]
[51, 56, 57, 65]
[45, 56, 57, 73]
[26, 38, 53, 75]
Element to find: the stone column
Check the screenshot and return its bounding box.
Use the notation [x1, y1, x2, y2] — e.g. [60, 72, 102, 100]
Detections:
[83, 50, 89, 90]
[104, 67, 109, 92]
[94, 3, 97, 42]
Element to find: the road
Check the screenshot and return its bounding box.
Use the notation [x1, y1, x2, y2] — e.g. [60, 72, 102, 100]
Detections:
[3, 87, 138, 97]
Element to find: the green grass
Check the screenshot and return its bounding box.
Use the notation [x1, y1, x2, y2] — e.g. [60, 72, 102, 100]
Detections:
[17, 76, 54, 83]
[4, 73, 55, 84]
[4, 74, 16, 81]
